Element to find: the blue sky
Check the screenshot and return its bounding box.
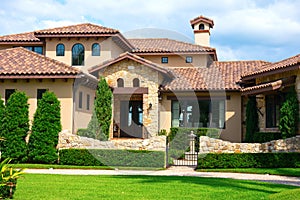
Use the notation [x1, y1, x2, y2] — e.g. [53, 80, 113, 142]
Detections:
[1, 0, 300, 62]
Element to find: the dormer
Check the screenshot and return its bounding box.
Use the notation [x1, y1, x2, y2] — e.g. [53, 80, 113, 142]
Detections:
[190, 16, 214, 47]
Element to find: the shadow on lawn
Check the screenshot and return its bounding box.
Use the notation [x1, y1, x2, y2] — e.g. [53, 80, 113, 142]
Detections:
[110, 175, 296, 195]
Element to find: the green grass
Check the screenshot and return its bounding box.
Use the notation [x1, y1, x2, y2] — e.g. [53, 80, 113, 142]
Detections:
[269, 188, 300, 200]
[10, 163, 113, 170]
[13, 174, 297, 200]
[197, 168, 300, 177]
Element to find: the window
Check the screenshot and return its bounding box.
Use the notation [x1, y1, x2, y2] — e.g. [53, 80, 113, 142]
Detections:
[199, 23, 205, 30]
[117, 78, 124, 87]
[24, 46, 43, 54]
[186, 56, 193, 63]
[133, 78, 140, 87]
[37, 89, 47, 100]
[266, 95, 283, 128]
[5, 89, 15, 104]
[171, 99, 225, 129]
[79, 91, 83, 109]
[86, 94, 90, 110]
[72, 43, 85, 66]
[92, 43, 100, 56]
[56, 44, 65, 56]
[161, 57, 168, 64]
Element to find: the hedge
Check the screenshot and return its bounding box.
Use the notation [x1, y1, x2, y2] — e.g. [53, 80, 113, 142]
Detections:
[59, 149, 165, 168]
[197, 153, 300, 169]
[252, 132, 282, 143]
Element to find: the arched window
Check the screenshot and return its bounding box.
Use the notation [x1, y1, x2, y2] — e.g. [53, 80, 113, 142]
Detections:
[72, 43, 84, 66]
[133, 78, 140, 87]
[199, 24, 205, 30]
[117, 78, 124, 87]
[92, 43, 100, 56]
[56, 43, 65, 56]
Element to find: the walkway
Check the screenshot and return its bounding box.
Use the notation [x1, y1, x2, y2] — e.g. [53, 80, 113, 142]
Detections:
[24, 166, 300, 187]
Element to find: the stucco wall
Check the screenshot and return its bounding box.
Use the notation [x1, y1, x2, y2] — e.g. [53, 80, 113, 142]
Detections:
[140, 54, 208, 68]
[0, 79, 74, 132]
[45, 37, 125, 70]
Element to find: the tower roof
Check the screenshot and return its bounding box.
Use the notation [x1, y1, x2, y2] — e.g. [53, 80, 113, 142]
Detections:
[190, 16, 214, 28]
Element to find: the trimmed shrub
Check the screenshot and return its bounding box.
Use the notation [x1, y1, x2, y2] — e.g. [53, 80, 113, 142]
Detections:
[252, 132, 282, 143]
[279, 87, 299, 139]
[245, 96, 259, 142]
[197, 153, 300, 169]
[94, 77, 112, 139]
[59, 149, 165, 168]
[0, 91, 29, 163]
[28, 91, 61, 164]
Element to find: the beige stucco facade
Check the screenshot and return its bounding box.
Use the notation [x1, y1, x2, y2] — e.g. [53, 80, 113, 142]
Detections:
[0, 79, 74, 131]
[45, 37, 125, 70]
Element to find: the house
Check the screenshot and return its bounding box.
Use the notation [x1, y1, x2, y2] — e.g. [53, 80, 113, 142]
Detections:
[0, 15, 298, 150]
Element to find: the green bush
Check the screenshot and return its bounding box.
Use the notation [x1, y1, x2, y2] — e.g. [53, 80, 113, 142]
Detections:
[28, 91, 61, 164]
[252, 132, 282, 143]
[279, 87, 299, 139]
[197, 153, 300, 169]
[94, 77, 112, 139]
[59, 149, 165, 168]
[0, 91, 29, 163]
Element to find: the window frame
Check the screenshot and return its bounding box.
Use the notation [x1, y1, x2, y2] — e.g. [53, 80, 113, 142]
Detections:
[265, 94, 283, 128]
[72, 43, 85, 66]
[86, 94, 90, 111]
[56, 43, 65, 56]
[5, 89, 16, 104]
[186, 56, 193, 63]
[117, 78, 124, 87]
[91, 43, 100, 56]
[133, 78, 140, 87]
[78, 91, 83, 109]
[161, 57, 168, 64]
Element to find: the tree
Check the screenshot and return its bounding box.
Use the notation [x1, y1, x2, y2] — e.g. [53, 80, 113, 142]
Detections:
[279, 87, 299, 139]
[28, 91, 61, 164]
[245, 96, 259, 142]
[94, 77, 112, 139]
[0, 91, 29, 163]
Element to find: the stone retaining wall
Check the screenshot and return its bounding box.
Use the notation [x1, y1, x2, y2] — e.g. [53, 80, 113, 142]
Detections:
[57, 130, 166, 151]
[199, 135, 300, 153]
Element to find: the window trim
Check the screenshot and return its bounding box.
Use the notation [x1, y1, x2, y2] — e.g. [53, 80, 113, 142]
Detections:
[161, 57, 168, 64]
[133, 78, 140, 87]
[91, 43, 100, 56]
[72, 43, 85, 66]
[86, 94, 90, 110]
[117, 78, 124, 87]
[56, 43, 65, 56]
[78, 91, 83, 109]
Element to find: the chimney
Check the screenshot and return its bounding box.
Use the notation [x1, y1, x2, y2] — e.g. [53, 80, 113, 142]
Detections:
[190, 15, 214, 47]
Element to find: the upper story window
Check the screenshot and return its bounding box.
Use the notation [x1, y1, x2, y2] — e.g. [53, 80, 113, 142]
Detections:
[24, 46, 43, 55]
[199, 23, 205, 30]
[72, 43, 85, 66]
[186, 56, 193, 63]
[161, 57, 168, 64]
[92, 43, 100, 56]
[133, 78, 140, 87]
[5, 89, 15, 104]
[117, 78, 124, 87]
[56, 44, 65, 56]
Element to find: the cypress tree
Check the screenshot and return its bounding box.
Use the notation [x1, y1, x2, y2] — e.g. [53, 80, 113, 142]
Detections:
[94, 77, 112, 139]
[245, 96, 259, 142]
[28, 91, 61, 164]
[0, 91, 29, 163]
[279, 87, 299, 139]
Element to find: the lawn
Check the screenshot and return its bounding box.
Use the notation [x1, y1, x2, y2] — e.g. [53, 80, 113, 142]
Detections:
[197, 168, 300, 177]
[13, 174, 297, 200]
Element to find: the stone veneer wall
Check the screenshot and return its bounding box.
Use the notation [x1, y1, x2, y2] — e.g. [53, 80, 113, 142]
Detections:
[199, 136, 300, 153]
[57, 131, 166, 151]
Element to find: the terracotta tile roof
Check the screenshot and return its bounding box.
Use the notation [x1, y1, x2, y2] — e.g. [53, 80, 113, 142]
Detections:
[0, 47, 79, 78]
[241, 76, 296, 96]
[242, 53, 300, 80]
[190, 15, 214, 28]
[34, 23, 119, 37]
[89, 52, 174, 79]
[0, 32, 40, 42]
[163, 60, 268, 91]
[128, 38, 216, 54]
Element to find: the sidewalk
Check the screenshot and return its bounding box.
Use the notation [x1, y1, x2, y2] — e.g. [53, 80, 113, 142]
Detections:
[24, 166, 300, 187]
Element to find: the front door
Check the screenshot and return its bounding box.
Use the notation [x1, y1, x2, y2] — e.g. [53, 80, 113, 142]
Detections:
[120, 100, 143, 138]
